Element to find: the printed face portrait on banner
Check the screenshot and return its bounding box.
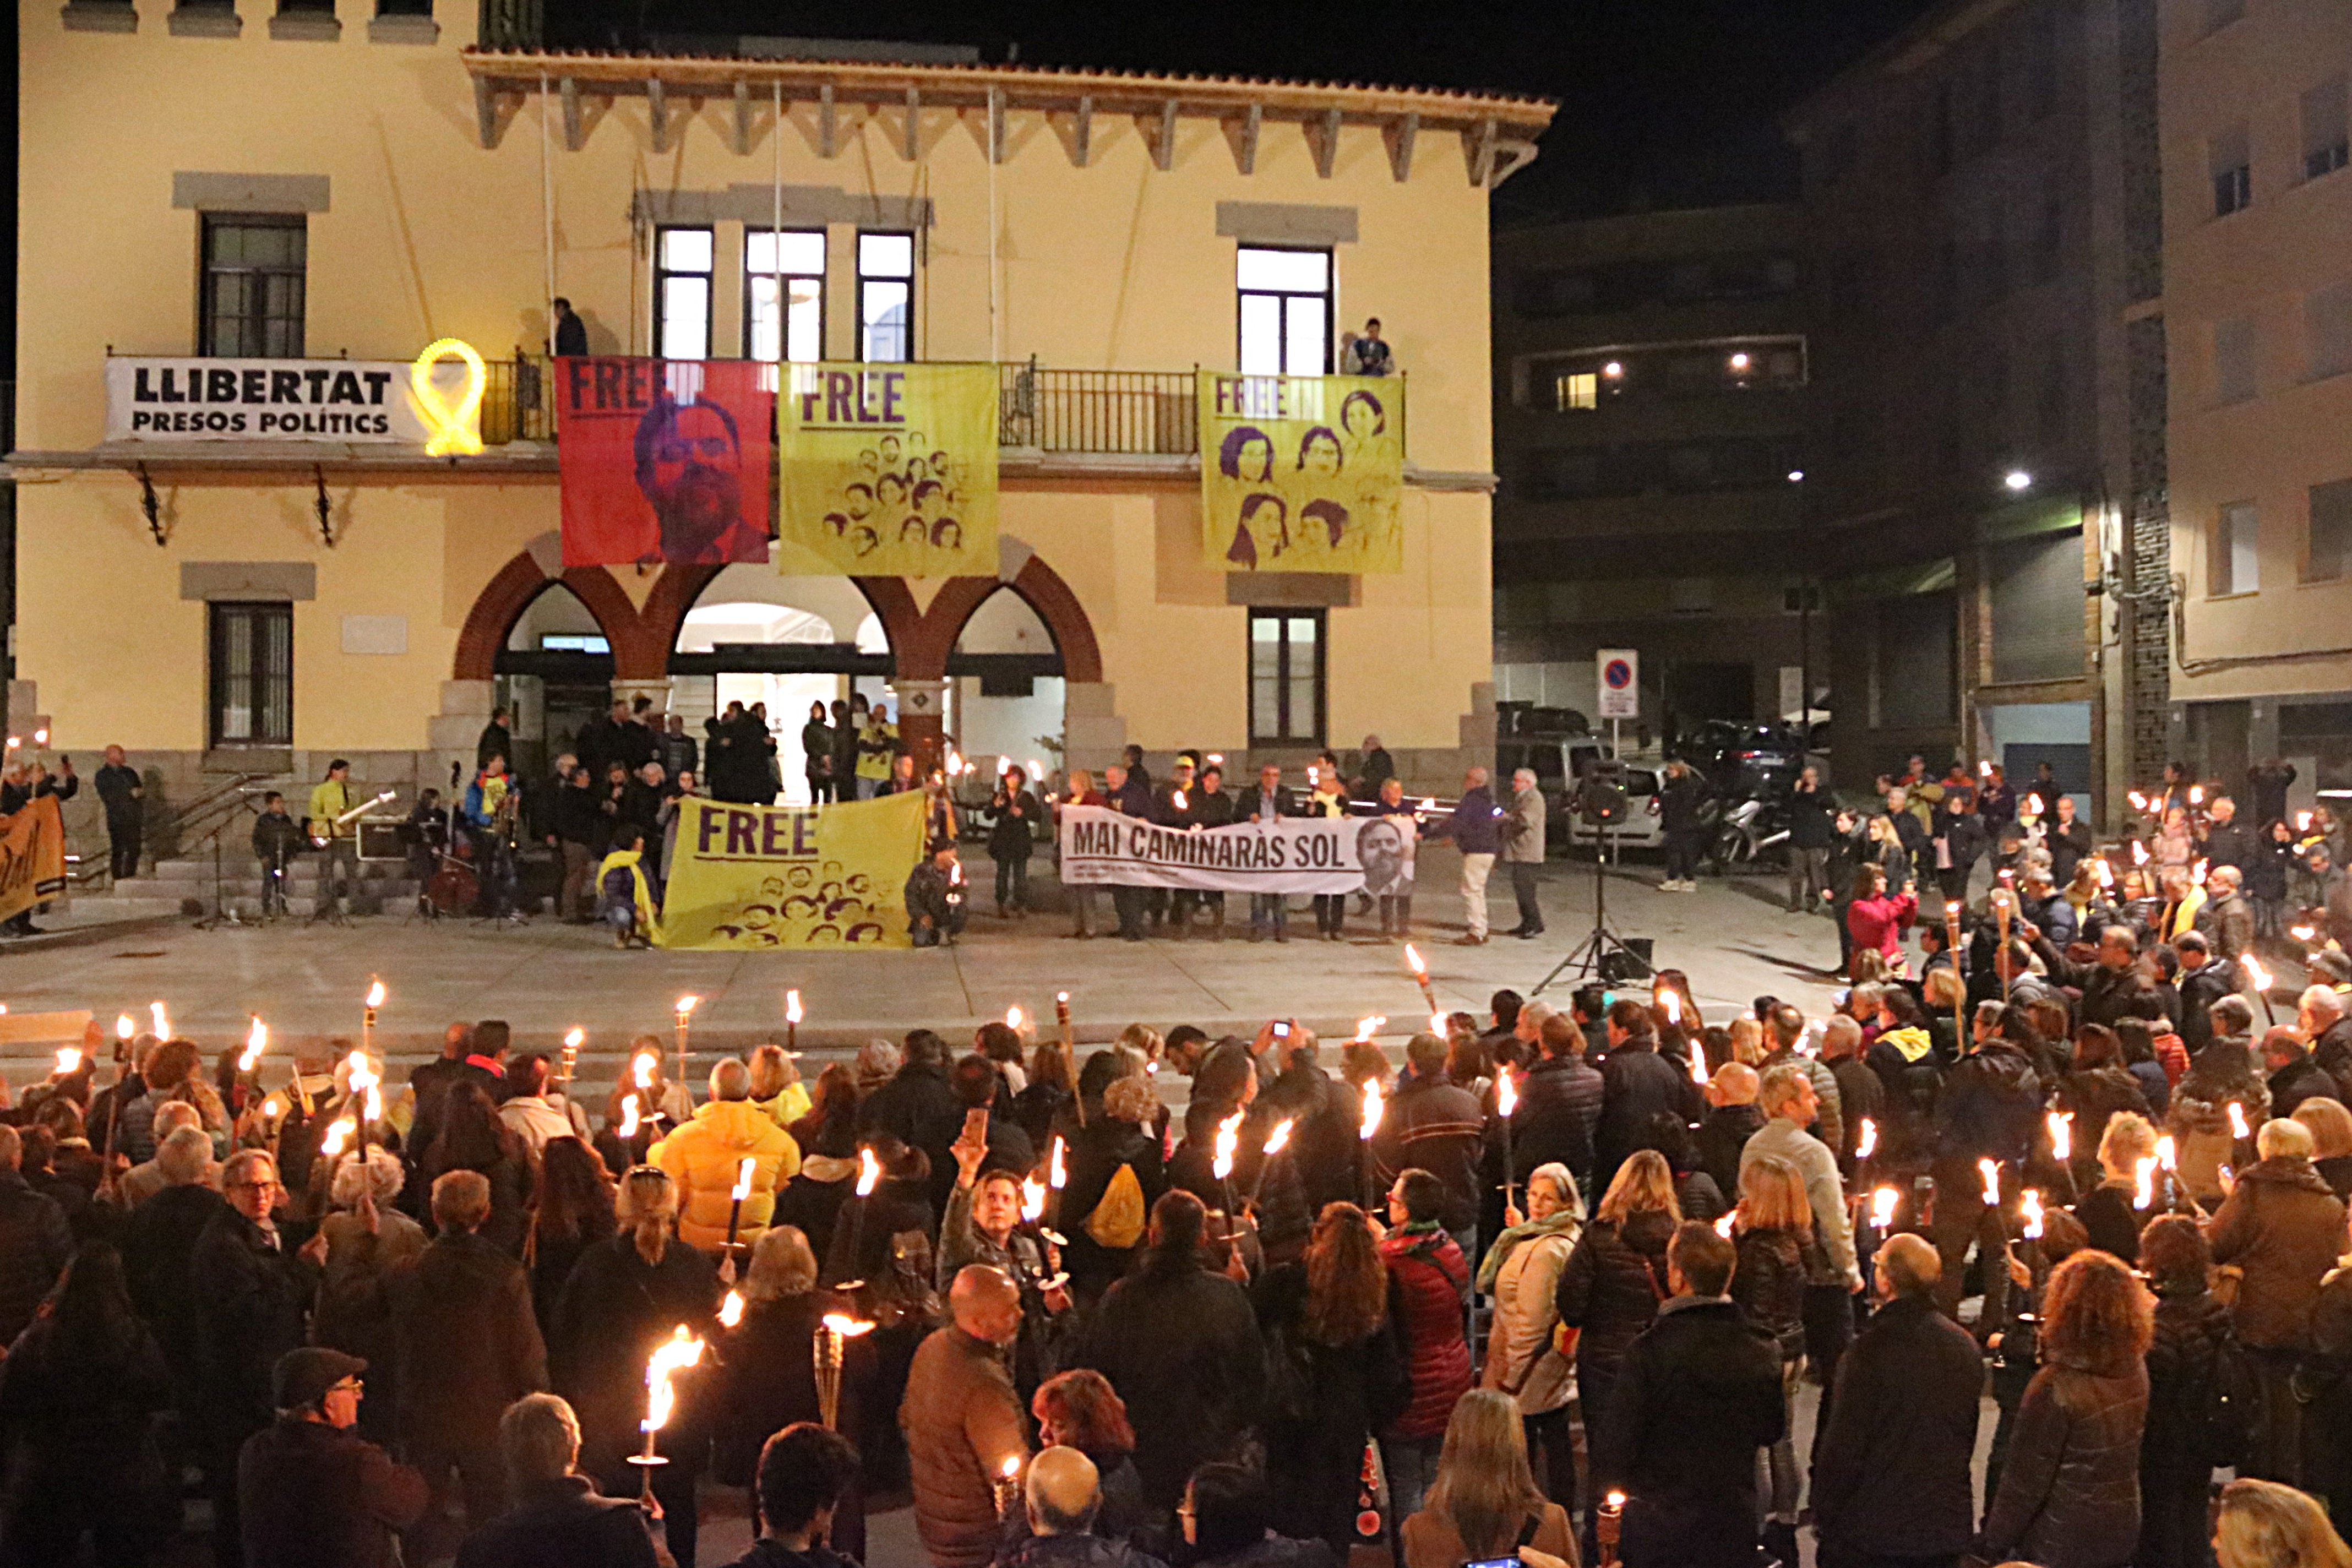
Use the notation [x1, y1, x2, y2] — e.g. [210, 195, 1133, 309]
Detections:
[1199, 372, 1404, 573]
[778, 363, 998, 578]
[558, 358, 775, 567]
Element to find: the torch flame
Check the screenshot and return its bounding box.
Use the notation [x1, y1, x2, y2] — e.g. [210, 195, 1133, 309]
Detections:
[786, 989, 804, 1025]
[2130, 790, 2148, 810]
[114, 1014, 133, 1042]
[732, 1156, 756, 1202]
[1354, 1015, 1386, 1042]
[1430, 1011, 1447, 1038]
[1020, 1174, 1047, 1223]
[2021, 1188, 2045, 1239]
[564, 1027, 585, 1051]
[1006, 1005, 1025, 1033]
[1264, 1117, 1296, 1156]
[1870, 1186, 1899, 1228]
[149, 1001, 168, 1039]
[1688, 1048, 1710, 1086]
[320, 1119, 351, 1158]
[2301, 812, 2316, 832]
[1713, 1211, 1736, 1238]
[2135, 1155, 2158, 1209]
[641, 1326, 707, 1434]
[2295, 925, 2318, 943]
[1171, 790, 1188, 810]
[2230, 1102, 2251, 1140]
[2132, 841, 2150, 866]
[1211, 1108, 1244, 1182]
[1495, 1071, 1517, 1118]
[54, 1047, 81, 1075]
[1855, 1118, 1877, 1159]
[618, 1095, 641, 1139]
[239, 1017, 268, 1072]
[821, 1311, 876, 1338]
[1658, 988, 1682, 1024]
[2158, 1134, 2178, 1170]
[1360, 1079, 1385, 1141]
[2245, 955, 2272, 994]
[2193, 859, 2209, 886]
[2191, 785, 2205, 805]
[857, 1146, 882, 1197]
[1049, 1136, 1069, 1188]
[2049, 1112, 2072, 1162]
[2094, 858, 2114, 888]
[1978, 1158, 2001, 1205]
[633, 1052, 657, 1090]
[1403, 943, 1427, 978]
[676, 994, 699, 1019]
[364, 979, 386, 1011]
[718, 1291, 745, 1329]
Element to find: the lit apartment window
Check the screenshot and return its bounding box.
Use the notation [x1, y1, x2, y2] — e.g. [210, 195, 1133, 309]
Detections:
[655, 227, 713, 360]
[858, 232, 914, 362]
[1236, 248, 1332, 376]
[1558, 372, 1598, 411]
[2214, 316, 2258, 404]
[200, 214, 306, 357]
[209, 602, 293, 748]
[744, 230, 825, 363]
[2212, 502, 2260, 596]
[2305, 79, 2350, 180]
[1248, 610, 1325, 745]
[2211, 126, 2253, 217]
[2309, 480, 2352, 582]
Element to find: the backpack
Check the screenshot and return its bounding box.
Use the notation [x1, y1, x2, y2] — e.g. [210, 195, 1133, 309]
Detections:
[2205, 1326, 2263, 1469]
[1085, 1163, 1146, 1250]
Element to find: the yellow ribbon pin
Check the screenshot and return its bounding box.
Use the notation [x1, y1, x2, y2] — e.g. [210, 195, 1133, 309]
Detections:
[410, 338, 486, 456]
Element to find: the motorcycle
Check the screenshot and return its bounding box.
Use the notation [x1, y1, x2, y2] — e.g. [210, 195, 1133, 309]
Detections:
[1710, 794, 1790, 874]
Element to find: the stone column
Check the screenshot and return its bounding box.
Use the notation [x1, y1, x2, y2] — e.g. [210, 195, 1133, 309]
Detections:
[1063, 682, 1126, 772]
[891, 678, 950, 775]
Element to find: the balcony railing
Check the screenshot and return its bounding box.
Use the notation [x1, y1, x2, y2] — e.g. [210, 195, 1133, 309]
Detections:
[482, 353, 557, 446]
[998, 362, 1199, 456]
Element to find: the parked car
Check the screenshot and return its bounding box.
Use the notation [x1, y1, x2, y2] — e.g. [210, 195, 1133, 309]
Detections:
[1678, 720, 1806, 798]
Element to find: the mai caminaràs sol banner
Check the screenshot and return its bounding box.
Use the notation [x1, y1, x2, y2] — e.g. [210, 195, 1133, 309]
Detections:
[1198, 372, 1404, 574]
[776, 362, 999, 577]
[557, 357, 775, 568]
[656, 791, 927, 950]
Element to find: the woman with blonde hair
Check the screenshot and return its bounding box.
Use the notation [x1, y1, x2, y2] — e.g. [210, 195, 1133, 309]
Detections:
[2214, 1477, 2352, 1568]
[1402, 1387, 1575, 1568]
[1729, 1155, 1816, 1566]
[747, 1042, 810, 1129]
[2072, 1109, 2158, 1263]
[1254, 1200, 1403, 1552]
[1558, 1151, 1678, 1551]
[715, 1222, 864, 1558]
[2292, 1096, 2352, 1200]
[1479, 1162, 1582, 1504]
[1725, 1015, 1765, 1068]
[1980, 1250, 2154, 1568]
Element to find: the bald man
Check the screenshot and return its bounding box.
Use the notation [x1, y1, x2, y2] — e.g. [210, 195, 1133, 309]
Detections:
[902, 1266, 1028, 1568]
[1696, 1060, 1764, 1202]
[1809, 1235, 1983, 1568]
[999, 1445, 1170, 1568]
[1428, 765, 1502, 944]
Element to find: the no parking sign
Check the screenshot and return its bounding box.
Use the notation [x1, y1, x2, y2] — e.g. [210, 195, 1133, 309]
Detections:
[1597, 649, 1639, 720]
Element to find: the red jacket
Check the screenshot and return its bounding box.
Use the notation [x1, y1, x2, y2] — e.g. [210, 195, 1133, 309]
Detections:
[1380, 1226, 1471, 1440]
[1846, 891, 1918, 960]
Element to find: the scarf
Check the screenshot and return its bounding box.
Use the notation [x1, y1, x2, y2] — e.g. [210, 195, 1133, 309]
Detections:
[1476, 1205, 1582, 1292]
[1876, 1025, 1934, 1065]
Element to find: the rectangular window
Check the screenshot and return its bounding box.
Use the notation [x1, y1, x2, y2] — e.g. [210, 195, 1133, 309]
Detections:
[743, 229, 826, 363]
[655, 227, 712, 361]
[208, 602, 293, 748]
[2310, 480, 2352, 582]
[1236, 247, 1332, 376]
[199, 214, 306, 358]
[1248, 609, 1325, 745]
[857, 232, 914, 362]
[2215, 315, 2258, 404]
[2213, 502, 2260, 596]
[2308, 282, 2352, 380]
[2211, 124, 2253, 216]
[2305, 79, 2350, 180]
[1557, 372, 1598, 412]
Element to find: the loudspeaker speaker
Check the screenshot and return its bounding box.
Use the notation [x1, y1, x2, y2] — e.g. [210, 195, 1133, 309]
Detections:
[1599, 939, 1654, 983]
[1581, 784, 1629, 825]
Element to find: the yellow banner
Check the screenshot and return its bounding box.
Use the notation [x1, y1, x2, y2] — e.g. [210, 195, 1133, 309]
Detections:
[1199, 372, 1404, 573]
[0, 797, 65, 926]
[778, 363, 999, 578]
[655, 791, 927, 950]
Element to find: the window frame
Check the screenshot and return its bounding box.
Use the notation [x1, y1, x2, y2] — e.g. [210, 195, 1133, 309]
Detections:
[857, 230, 917, 363]
[198, 212, 307, 358]
[2212, 501, 2261, 598]
[206, 601, 295, 749]
[1246, 608, 1327, 748]
[2307, 480, 2352, 584]
[654, 225, 715, 361]
[1235, 245, 1335, 377]
[742, 227, 828, 364]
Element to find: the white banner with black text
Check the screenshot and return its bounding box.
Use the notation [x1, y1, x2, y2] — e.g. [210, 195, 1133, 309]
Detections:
[1059, 804, 1407, 894]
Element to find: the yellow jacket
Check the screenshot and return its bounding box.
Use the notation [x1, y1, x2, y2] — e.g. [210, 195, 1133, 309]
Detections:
[650, 1098, 802, 1252]
[308, 780, 357, 840]
[755, 1082, 813, 1130]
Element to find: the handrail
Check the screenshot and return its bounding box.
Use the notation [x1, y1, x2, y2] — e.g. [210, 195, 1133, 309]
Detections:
[169, 774, 280, 854]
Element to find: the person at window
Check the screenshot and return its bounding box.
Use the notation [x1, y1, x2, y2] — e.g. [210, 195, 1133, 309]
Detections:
[1339, 318, 1393, 377]
[307, 759, 361, 919]
[94, 743, 144, 880]
[252, 792, 305, 919]
[551, 296, 589, 358]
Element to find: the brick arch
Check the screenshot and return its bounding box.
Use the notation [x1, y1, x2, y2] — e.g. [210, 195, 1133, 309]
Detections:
[895, 554, 1102, 683]
[450, 549, 671, 682]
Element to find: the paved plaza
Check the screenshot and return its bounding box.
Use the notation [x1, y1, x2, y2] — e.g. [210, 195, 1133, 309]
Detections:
[3, 851, 1856, 1072]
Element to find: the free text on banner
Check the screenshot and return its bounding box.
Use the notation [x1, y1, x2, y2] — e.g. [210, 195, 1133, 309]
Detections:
[1058, 804, 1395, 894]
[1199, 371, 1404, 573]
[778, 363, 999, 578]
[558, 357, 775, 568]
[0, 797, 65, 925]
[656, 791, 927, 950]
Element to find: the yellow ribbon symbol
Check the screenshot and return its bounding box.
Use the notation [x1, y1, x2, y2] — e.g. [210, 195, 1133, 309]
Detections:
[410, 338, 486, 456]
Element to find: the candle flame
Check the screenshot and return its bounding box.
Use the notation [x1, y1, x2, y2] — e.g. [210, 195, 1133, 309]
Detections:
[1946, 900, 1962, 917]
[2094, 858, 2114, 887]
[2300, 812, 2315, 832]
[2157, 1133, 2177, 1171]
[641, 1326, 707, 1434]
[1360, 1078, 1385, 1141]
[1001, 1456, 1022, 1481]
[239, 1017, 268, 1072]
[149, 1001, 168, 1039]
[1172, 790, 1188, 810]
[2193, 858, 2209, 885]
[1430, 1011, 1447, 1037]
[718, 1291, 745, 1329]
[2021, 1188, 2045, 1239]
[1020, 1174, 1047, 1222]
[633, 1052, 657, 1090]
[1713, 1211, 1736, 1238]
[2229, 1101, 2251, 1140]
[564, 1027, 585, 1051]
[821, 1311, 876, 1338]
[364, 979, 386, 1010]
[1605, 1491, 1627, 1510]
[1403, 943, 1427, 978]
[1056, 991, 1069, 1005]
[1006, 1004, 1025, 1032]
[1049, 1136, 1069, 1188]
[1688, 1047, 1709, 1086]
[2134, 1154, 2157, 1209]
[2191, 785, 2205, 805]
[114, 1014, 133, 1042]
[676, 994, 699, 1019]
[1495, 1071, 1517, 1118]
[2130, 790, 2148, 810]
[732, 1156, 756, 1202]
[786, 989, 804, 1025]
[857, 1146, 882, 1197]
[1211, 1108, 1244, 1182]
[1264, 1117, 1296, 1156]
[2049, 1111, 2072, 1162]
[1658, 987, 1681, 1023]
[1978, 1158, 2001, 1205]
[618, 1095, 641, 1139]
[1855, 1118, 1877, 1159]
[1870, 1186, 1899, 1228]
[54, 1047, 80, 1075]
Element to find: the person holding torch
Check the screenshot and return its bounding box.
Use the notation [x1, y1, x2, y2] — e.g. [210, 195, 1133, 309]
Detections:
[903, 1265, 1029, 1568]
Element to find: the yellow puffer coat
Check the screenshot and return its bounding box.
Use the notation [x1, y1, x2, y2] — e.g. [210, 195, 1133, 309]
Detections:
[649, 1098, 802, 1252]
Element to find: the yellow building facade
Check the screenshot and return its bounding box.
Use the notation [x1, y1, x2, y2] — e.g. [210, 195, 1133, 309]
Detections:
[11, 0, 1548, 850]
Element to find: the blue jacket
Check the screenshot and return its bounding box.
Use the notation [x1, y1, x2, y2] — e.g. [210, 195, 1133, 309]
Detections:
[1433, 787, 1502, 856]
[1109, 777, 1153, 818]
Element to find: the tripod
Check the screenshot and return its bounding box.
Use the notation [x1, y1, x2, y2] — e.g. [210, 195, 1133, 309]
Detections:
[192, 833, 246, 930]
[1531, 819, 1649, 995]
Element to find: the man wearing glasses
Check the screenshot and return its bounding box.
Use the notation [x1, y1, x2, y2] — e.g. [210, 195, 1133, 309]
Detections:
[237, 1346, 428, 1568]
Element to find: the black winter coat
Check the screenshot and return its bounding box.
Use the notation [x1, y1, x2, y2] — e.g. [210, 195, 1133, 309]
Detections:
[1695, 1103, 1763, 1205]
[1979, 1358, 2149, 1568]
[1592, 1298, 1784, 1568]
[388, 1231, 548, 1456]
[2141, 1283, 2233, 1478]
[1729, 1226, 1807, 1359]
[1512, 1054, 1602, 1184]
[1251, 1261, 1409, 1549]
[122, 1180, 228, 1409]
[0, 1307, 172, 1499]
[0, 1173, 69, 1348]
[1074, 1256, 1264, 1509]
[1810, 1294, 1985, 1561]
[454, 1476, 658, 1568]
[190, 1207, 319, 1444]
[1555, 1209, 1675, 1380]
[551, 1233, 719, 1474]
[1058, 1117, 1168, 1297]
[1594, 1043, 1701, 1191]
[1258, 1063, 1356, 1215]
[856, 1061, 966, 1213]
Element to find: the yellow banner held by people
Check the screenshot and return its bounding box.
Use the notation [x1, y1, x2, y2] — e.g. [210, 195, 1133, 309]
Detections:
[655, 791, 927, 950]
[0, 797, 65, 927]
[1199, 371, 1404, 574]
[778, 363, 999, 578]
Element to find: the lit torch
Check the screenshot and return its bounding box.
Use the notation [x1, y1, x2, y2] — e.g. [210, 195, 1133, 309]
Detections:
[1359, 1078, 1385, 1209]
[239, 1017, 268, 1074]
[2243, 954, 2278, 1025]
[1248, 1117, 1295, 1207]
[673, 995, 699, 1085]
[2229, 1101, 2251, 1141]
[618, 1094, 641, 1141]
[1211, 1107, 1244, 1224]
[1870, 1186, 1900, 1230]
[723, 1155, 757, 1265]
[53, 1046, 81, 1076]
[1855, 1118, 1877, 1161]
[1496, 1069, 1520, 1210]
[2049, 1110, 2072, 1163]
[2021, 1188, 2045, 1240]
[785, 989, 803, 1053]
[1978, 1157, 2001, 1207]
[561, 1027, 583, 1087]
[362, 978, 385, 1059]
[629, 1326, 709, 1510]
[815, 1311, 875, 1429]
[2135, 1154, 2158, 1210]
[1403, 944, 1436, 1014]
[718, 1291, 745, 1329]
[1006, 1004, 1025, 1035]
[1020, 1174, 1047, 1224]
[149, 1001, 169, 1040]
[1713, 1211, 1736, 1238]
[840, 1147, 883, 1292]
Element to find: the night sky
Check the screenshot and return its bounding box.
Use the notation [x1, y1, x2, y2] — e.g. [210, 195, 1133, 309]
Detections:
[553, 1, 1945, 222]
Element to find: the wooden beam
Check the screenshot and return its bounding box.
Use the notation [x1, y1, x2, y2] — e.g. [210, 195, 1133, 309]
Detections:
[1234, 101, 1261, 175]
[560, 76, 582, 151]
[819, 83, 836, 158]
[903, 85, 921, 161]
[1155, 98, 1178, 171]
[647, 78, 670, 154]
[988, 86, 1005, 165]
[1469, 116, 1498, 186]
[473, 76, 499, 150]
[1073, 94, 1093, 167]
[1385, 111, 1418, 182]
[1313, 105, 1342, 178]
[733, 79, 752, 155]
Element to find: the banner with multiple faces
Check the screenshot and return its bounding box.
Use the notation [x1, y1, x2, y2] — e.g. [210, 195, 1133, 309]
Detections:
[1199, 372, 1404, 574]
[777, 363, 1000, 578]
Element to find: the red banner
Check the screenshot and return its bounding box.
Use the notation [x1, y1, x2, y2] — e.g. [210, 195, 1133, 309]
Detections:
[558, 358, 774, 567]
